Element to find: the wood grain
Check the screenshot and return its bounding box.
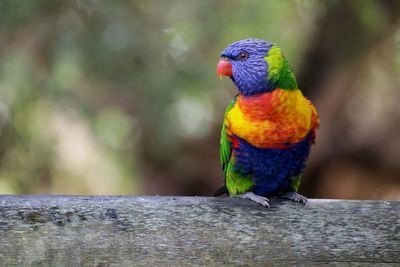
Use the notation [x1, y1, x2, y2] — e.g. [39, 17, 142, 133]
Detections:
[0, 195, 399, 266]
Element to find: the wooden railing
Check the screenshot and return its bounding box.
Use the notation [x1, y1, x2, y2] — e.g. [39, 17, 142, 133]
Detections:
[0, 195, 399, 266]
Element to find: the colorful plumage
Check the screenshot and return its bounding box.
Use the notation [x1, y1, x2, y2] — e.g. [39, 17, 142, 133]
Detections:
[216, 38, 319, 207]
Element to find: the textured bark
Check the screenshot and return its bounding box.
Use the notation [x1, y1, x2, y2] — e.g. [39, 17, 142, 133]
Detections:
[0, 195, 399, 266]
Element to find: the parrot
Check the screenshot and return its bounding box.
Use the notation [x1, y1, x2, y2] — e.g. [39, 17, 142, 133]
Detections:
[215, 38, 319, 207]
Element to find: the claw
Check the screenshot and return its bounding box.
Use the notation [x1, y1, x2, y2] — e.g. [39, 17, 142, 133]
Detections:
[235, 192, 270, 207]
[282, 192, 308, 204]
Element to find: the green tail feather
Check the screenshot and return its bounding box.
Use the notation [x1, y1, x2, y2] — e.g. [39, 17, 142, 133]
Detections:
[291, 175, 302, 192]
[225, 158, 254, 196]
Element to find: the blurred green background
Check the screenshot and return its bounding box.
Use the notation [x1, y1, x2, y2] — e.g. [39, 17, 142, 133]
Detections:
[0, 0, 399, 199]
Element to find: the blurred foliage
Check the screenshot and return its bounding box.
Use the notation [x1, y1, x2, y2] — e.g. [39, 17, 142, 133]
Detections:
[0, 0, 399, 199]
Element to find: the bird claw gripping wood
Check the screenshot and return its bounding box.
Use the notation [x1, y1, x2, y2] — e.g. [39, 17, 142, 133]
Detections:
[282, 192, 308, 205]
[236, 192, 270, 207]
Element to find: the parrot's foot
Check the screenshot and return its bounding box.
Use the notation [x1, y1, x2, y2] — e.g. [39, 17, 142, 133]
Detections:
[282, 192, 308, 204]
[235, 192, 270, 207]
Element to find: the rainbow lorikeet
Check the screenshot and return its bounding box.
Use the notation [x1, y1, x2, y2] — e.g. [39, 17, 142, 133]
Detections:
[215, 38, 319, 207]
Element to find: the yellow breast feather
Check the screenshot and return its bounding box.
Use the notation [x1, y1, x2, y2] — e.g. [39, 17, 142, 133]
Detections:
[225, 89, 313, 148]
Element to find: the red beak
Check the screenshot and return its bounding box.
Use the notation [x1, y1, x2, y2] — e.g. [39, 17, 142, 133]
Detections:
[216, 59, 232, 79]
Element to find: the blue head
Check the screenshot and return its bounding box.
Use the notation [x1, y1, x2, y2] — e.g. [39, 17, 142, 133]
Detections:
[217, 38, 274, 96]
[218, 38, 299, 96]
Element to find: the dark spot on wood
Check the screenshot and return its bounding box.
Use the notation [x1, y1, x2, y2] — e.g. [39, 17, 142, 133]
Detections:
[65, 211, 73, 222]
[25, 211, 46, 224]
[105, 208, 118, 220]
[17, 211, 24, 220]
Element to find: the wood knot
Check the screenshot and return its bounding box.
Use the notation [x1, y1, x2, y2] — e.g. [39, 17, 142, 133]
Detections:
[105, 208, 118, 220]
[24, 210, 46, 224]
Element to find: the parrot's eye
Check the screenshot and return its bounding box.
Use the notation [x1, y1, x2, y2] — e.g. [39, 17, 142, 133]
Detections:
[238, 51, 249, 61]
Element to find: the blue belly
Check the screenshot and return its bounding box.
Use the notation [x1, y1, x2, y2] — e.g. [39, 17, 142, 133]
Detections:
[233, 134, 313, 196]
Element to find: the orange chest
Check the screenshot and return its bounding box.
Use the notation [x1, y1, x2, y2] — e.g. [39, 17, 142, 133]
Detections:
[225, 89, 315, 148]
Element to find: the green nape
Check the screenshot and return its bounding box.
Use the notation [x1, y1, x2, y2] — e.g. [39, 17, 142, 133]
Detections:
[265, 46, 298, 90]
[225, 158, 254, 196]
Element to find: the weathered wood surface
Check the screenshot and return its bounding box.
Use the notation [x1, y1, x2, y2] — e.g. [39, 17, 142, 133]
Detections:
[0, 195, 399, 266]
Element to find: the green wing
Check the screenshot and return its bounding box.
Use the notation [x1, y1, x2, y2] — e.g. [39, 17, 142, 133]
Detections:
[220, 96, 237, 175]
[220, 96, 254, 195]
